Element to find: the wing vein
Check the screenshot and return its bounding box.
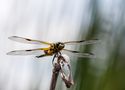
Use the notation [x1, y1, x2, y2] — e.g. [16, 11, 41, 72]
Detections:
[8, 36, 51, 45]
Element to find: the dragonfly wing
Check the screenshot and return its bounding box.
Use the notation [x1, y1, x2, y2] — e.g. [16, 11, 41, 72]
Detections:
[62, 49, 95, 58]
[8, 36, 51, 45]
[7, 48, 49, 55]
[63, 39, 99, 45]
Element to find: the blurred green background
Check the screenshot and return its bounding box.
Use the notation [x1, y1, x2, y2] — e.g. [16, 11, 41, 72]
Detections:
[0, 0, 125, 90]
[72, 1, 125, 90]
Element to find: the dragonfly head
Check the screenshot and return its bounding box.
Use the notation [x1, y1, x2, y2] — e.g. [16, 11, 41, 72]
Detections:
[57, 42, 65, 50]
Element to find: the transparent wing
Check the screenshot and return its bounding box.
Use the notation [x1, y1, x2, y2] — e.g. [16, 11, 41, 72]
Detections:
[63, 39, 99, 45]
[8, 36, 51, 45]
[62, 49, 95, 58]
[7, 48, 49, 55]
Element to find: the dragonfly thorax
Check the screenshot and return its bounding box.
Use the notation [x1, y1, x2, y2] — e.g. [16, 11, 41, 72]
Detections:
[51, 42, 65, 51]
[56, 42, 65, 50]
[44, 42, 65, 55]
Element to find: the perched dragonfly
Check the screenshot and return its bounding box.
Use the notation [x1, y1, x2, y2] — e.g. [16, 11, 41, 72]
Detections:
[7, 36, 98, 60]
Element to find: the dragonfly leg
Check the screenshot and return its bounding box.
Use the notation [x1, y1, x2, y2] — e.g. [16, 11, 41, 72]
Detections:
[58, 52, 62, 56]
[52, 54, 57, 65]
[52, 52, 62, 65]
[36, 54, 47, 58]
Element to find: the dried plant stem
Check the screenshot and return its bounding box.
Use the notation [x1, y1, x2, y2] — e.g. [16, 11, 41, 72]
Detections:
[50, 55, 73, 90]
[49, 63, 61, 90]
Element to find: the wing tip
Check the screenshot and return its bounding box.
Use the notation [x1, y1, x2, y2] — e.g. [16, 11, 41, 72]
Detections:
[6, 51, 16, 55]
[8, 36, 17, 40]
[6, 52, 12, 55]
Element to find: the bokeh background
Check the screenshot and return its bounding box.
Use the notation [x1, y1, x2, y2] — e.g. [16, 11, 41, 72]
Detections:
[0, 0, 125, 90]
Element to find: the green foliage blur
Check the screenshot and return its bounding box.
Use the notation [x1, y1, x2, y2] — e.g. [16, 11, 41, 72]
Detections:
[71, 0, 125, 90]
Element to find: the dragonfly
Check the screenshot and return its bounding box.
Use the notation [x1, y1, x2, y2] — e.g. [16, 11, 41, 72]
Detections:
[7, 36, 98, 61]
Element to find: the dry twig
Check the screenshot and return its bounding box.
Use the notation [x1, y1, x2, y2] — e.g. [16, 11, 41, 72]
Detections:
[49, 55, 74, 90]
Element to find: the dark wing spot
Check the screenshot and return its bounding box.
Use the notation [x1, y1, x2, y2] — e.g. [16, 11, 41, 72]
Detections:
[26, 50, 32, 51]
[13, 36, 18, 38]
[88, 52, 94, 55]
[26, 39, 32, 41]
[12, 51, 16, 52]
[79, 40, 85, 42]
[72, 51, 79, 53]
